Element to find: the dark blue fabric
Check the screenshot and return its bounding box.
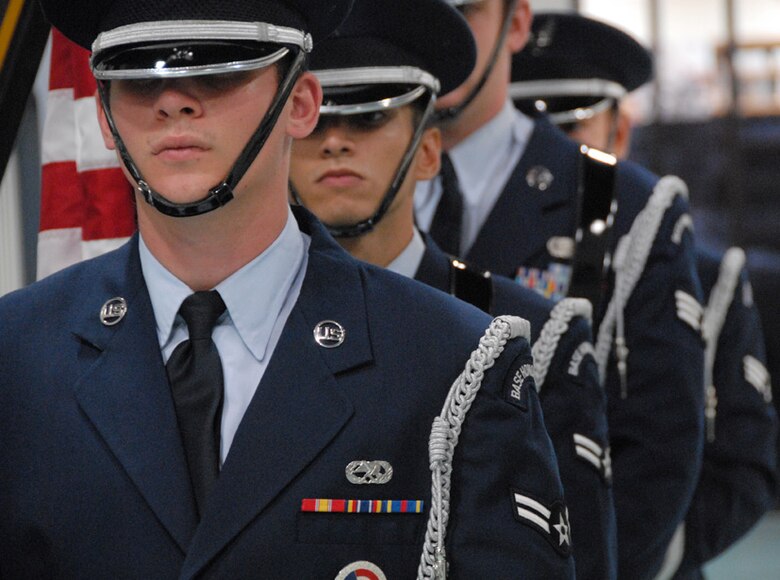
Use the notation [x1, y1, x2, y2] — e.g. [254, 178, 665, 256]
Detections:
[0, 207, 573, 578]
[440, 117, 706, 579]
[672, 249, 779, 579]
[416, 236, 617, 580]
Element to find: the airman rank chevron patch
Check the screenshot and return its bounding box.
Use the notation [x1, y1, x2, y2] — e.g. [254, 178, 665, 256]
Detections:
[675, 290, 703, 333]
[744, 355, 772, 403]
[510, 489, 572, 557]
[300, 499, 424, 514]
[573, 433, 613, 484]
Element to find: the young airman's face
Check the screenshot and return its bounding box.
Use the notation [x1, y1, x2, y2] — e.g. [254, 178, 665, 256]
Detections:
[290, 106, 421, 228]
[97, 66, 309, 208]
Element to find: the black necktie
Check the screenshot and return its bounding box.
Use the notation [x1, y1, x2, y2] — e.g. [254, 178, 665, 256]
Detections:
[166, 290, 226, 519]
[429, 152, 464, 256]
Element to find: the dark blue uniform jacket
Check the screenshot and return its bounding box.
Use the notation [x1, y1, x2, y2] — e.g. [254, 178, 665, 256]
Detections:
[0, 208, 573, 579]
[416, 236, 617, 579]
[436, 117, 706, 579]
[672, 248, 778, 579]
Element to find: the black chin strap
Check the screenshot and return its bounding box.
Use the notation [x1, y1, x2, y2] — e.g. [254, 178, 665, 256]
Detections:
[435, 0, 519, 124]
[97, 49, 307, 218]
[291, 93, 436, 238]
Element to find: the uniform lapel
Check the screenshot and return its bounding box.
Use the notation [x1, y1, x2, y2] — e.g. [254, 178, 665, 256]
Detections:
[71, 237, 198, 554]
[414, 233, 452, 292]
[465, 118, 580, 277]
[180, 209, 369, 577]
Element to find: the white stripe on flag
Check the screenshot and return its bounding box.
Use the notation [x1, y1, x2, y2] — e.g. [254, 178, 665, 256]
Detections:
[36, 228, 84, 280]
[82, 237, 131, 260]
[74, 97, 121, 171]
[42, 88, 77, 164]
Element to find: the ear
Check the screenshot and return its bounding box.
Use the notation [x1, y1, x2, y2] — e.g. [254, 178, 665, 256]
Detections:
[95, 91, 117, 151]
[412, 126, 442, 181]
[506, 0, 532, 54]
[286, 71, 322, 139]
[613, 107, 633, 160]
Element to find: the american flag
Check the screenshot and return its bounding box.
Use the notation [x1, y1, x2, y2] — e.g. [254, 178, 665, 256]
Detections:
[38, 29, 135, 280]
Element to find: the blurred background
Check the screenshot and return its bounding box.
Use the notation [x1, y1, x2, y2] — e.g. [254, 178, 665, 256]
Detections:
[1, 0, 778, 576]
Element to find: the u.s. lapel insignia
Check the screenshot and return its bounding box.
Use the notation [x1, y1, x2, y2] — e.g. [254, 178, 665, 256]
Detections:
[526, 165, 554, 191]
[100, 297, 127, 326]
[314, 320, 346, 348]
[335, 560, 387, 580]
[511, 489, 572, 557]
[346, 460, 393, 485]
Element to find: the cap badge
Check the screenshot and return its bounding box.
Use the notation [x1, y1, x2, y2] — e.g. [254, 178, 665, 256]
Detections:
[526, 165, 554, 191]
[314, 320, 345, 348]
[335, 560, 387, 580]
[100, 297, 127, 326]
[346, 460, 393, 485]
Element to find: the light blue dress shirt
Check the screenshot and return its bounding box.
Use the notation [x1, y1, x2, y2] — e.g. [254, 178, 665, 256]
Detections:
[386, 227, 426, 279]
[414, 100, 534, 255]
[139, 206, 310, 464]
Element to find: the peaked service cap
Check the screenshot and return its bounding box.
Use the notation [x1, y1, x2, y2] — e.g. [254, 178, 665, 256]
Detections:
[38, 0, 354, 53]
[310, 0, 476, 100]
[510, 12, 653, 118]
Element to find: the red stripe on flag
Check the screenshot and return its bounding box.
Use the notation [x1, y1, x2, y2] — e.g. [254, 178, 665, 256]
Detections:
[39, 161, 86, 231]
[81, 169, 136, 241]
[49, 29, 96, 99]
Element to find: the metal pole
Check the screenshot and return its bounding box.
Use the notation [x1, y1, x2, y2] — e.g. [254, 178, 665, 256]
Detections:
[724, 0, 739, 115]
[648, 0, 661, 122]
[0, 0, 50, 181]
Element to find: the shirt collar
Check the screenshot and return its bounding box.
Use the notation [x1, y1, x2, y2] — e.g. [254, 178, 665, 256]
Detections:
[450, 100, 534, 207]
[140, 206, 307, 362]
[386, 228, 426, 279]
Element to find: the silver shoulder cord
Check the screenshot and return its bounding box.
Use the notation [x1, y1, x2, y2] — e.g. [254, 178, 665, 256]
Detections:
[594, 176, 689, 395]
[417, 315, 531, 580]
[702, 247, 745, 442]
[532, 297, 594, 389]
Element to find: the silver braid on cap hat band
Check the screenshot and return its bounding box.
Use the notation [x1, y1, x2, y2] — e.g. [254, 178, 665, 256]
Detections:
[92, 20, 313, 56]
[532, 297, 593, 389]
[594, 176, 689, 395]
[315, 66, 440, 97]
[418, 315, 531, 580]
[508, 78, 627, 101]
